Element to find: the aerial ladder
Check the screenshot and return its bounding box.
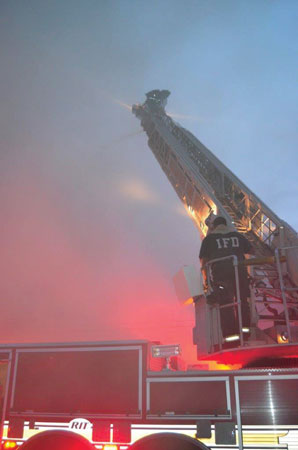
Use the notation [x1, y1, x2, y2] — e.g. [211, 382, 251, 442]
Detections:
[132, 90, 298, 367]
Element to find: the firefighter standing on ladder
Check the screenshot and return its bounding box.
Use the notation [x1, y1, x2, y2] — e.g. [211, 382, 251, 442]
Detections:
[199, 216, 254, 341]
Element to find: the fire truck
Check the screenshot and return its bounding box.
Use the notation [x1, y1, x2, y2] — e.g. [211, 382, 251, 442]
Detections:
[1, 90, 298, 450]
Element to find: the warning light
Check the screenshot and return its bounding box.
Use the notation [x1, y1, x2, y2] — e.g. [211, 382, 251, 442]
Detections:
[277, 331, 289, 344]
[2, 442, 18, 449]
[152, 344, 182, 371]
[224, 335, 240, 342]
[152, 344, 181, 358]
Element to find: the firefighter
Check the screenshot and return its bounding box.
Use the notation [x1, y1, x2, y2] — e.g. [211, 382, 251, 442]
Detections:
[199, 216, 253, 341]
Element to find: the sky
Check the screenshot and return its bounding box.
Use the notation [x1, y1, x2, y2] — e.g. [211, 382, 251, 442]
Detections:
[0, 0, 297, 363]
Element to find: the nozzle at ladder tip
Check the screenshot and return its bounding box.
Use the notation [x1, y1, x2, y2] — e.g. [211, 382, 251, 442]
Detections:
[144, 89, 171, 111]
[145, 89, 171, 101]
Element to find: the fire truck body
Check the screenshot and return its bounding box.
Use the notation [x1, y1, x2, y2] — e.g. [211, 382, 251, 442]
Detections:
[1, 340, 298, 449]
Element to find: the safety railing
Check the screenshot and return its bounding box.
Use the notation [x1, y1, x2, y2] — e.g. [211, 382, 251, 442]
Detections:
[204, 248, 298, 351]
[275, 245, 298, 343]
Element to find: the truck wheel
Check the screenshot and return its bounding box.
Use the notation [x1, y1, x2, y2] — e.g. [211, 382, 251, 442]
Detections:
[130, 432, 210, 450]
[20, 430, 94, 450]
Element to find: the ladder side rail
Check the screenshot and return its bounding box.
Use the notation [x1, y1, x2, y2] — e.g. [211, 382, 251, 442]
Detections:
[163, 113, 295, 233]
[143, 113, 285, 262]
[150, 116, 235, 221]
[162, 116, 226, 196]
[137, 105, 297, 244]
[176, 128, 287, 243]
[153, 114, 288, 254]
[157, 112, 297, 245]
[177, 121, 297, 253]
[144, 114, 233, 232]
[136, 106, 297, 259]
[141, 109, 255, 231]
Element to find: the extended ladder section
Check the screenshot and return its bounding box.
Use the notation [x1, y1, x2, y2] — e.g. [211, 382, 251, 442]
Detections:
[133, 91, 298, 360]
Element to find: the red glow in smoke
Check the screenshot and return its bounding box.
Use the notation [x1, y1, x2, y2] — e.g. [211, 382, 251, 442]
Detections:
[1, 167, 197, 364]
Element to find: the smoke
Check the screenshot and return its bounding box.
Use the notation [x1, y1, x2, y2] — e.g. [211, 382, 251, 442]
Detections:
[0, 155, 197, 362]
[0, 1, 209, 365]
[119, 178, 160, 204]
